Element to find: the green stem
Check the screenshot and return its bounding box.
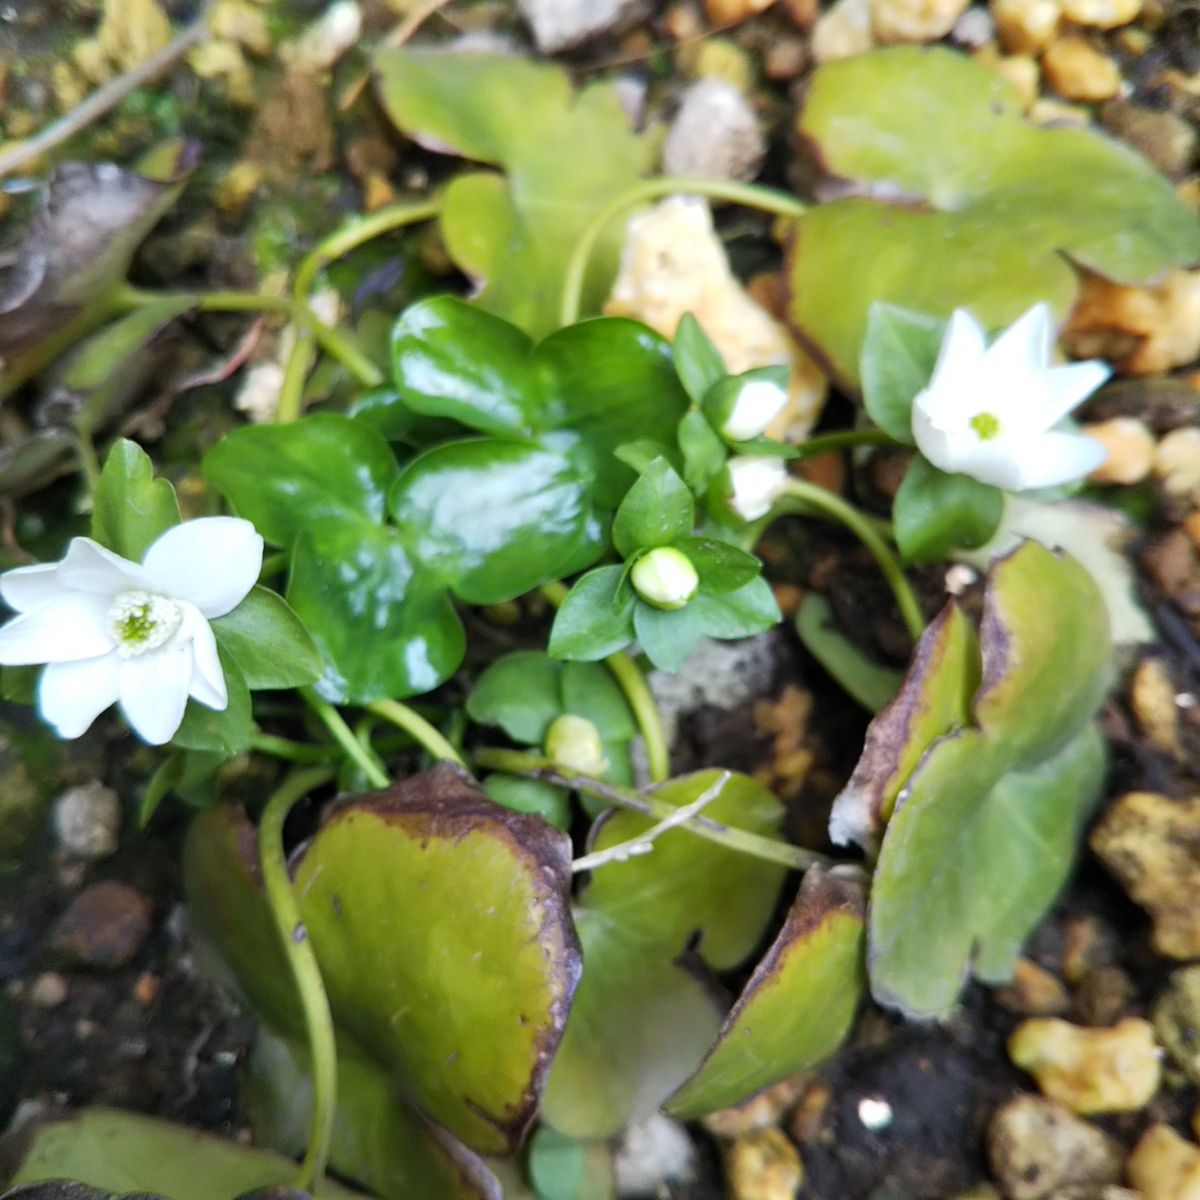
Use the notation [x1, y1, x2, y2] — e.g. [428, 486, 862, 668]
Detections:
[793, 428, 901, 458]
[302, 690, 389, 789]
[474, 749, 828, 871]
[781, 479, 925, 642]
[250, 732, 338, 765]
[560, 177, 807, 327]
[365, 698, 465, 767]
[258, 767, 338, 1191]
[73, 428, 101, 497]
[539, 581, 670, 782]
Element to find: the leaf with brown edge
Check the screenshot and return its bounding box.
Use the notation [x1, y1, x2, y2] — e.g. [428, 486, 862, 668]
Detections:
[295, 764, 580, 1155]
[828, 602, 979, 855]
[667, 867, 866, 1119]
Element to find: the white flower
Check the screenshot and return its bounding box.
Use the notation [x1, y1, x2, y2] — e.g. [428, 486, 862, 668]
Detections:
[0, 518, 263, 745]
[727, 456, 789, 521]
[721, 378, 788, 442]
[911, 303, 1111, 491]
[631, 547, 699, 611]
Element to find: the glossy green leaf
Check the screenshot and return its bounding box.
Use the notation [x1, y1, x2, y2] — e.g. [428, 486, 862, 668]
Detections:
[468, 651, 564, 744]
[675, 537, 761, 595]
[91, 438, 181, 562]
[535, 319, 690, 509]
[295, 766, 580, 1154]
[247, 1030, 500, 1200]
[482, 774, 571, 830]
[633, 600, 706, 673]
[668, 868, 866, 1118]
[288, 522, 463, 704]
[549, 567, 636, 662]
[672, 313, 726, 406]
[860, 304, 945, 444]
[677, 408, 728, 493]
[374, 52, 653, 339]
[211, 586, 322, 691]
[5, 1108, 362, 1199]
[828, 603, 978, 853]
[391, 296, 537, 437]
[789, 47, 1200, 384]
[390, 439, 602, 605]
[794, 593, 903, 714]
[869, 723, 1106, 1017]
[894, 457, 1005, 565]
[691, 576, 781, 639]
[204, 414, 399, 546]
[613, 458, 694, 558]
[170, 651, 252, 758]
[560, 662, 636, 744]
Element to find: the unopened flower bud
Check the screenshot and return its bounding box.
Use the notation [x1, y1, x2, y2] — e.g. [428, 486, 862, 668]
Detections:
[719, 377, 788, 442]
[727, 456, 789, 521]
[630, 547, 699, 611]
[545, 714, 608, 776]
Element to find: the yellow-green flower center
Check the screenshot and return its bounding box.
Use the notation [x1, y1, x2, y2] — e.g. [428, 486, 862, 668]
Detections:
[969, 412, 1001, 441]
[108, 590, 182, 657]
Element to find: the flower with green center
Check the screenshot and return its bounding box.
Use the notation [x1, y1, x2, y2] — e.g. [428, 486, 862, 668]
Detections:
[0, 517, 263, 745]
[630, 547, 699, 611]
[912, 303, 1110, 490]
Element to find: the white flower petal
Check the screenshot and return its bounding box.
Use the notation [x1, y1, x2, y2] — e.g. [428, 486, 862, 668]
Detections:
[142, 517, 263, 618]
[921, 309, 987, 423]
[984, 302, 1054, 380]
[727, 456, 788, 521]
[942, 442, 1029, 490]
[183, 603, 227, 710]
[1038, 360, 1112, 429]
[0, 563, 63, 613]
[118, 641, 194, 745]
[56, 537, 149, 594]
[1006, 431, 1110, 491]
[38, 654, 122, 738]
[0, 593, 114, 665]
[911, 402, 961, 475]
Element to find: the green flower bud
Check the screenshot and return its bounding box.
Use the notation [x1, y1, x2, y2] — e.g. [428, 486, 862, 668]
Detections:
[544, 714, 608, 776]
[630, 546, 699, 611]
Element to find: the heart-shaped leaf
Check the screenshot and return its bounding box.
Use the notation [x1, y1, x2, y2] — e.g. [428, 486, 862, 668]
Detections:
[91, 438, 181, 562]
[788, 47, 1200, 385]
[374, 52, 653, 339]
[209, 587, 323, 692]
[295, 766, 580, 1154]
[667, 868, 866, 1118]
[467, 651, 565, 744]
[893, 457, 1005, 565]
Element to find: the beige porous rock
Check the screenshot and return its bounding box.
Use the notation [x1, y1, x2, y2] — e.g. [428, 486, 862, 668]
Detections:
[1091, 791, 1200, 959]
[1128, 656, 1182, 757]
[986, 53, 1040, 110]
[1064, 270, 1200, 376]
[991, 0, 1059, 53]
[1155, 428, 1200, 501]
[987, 1095, 1122, 1200]
[663, 79, 766, 181]
[1127, 1125, 1200, 1200]
[703, 1075, 809, 1138]
[994, 957, 1071, 1016]
[1007, 1017, 1161, 1114]
[869, 0, 971, 41]
[1081, 417, 1155, 485]
[812, 0, 875, 61]
[1060, 0, 1140, 27]
[604, 195, 827, 438]
[724, 1128, 804, 1200]
[1154, 966, 1200, 1086]
[1042, 36, 1123, 101]
[705, 0, 779, 21]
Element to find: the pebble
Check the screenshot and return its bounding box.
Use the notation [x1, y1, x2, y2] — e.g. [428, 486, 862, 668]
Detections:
[811, 0, 875, 62]
[991, 0, 1060, 53]
[952, 6, 996, 47]
[781, 0, 820, 24]
[1064, 269, 1200, 376]
[1154, 428, 1200, 501]
[209, 0, 273, 56]
[1007, 1017, 1161, 1114]
[613, 1113, 697, 1197]
[1042, 36, 1123, 101]
[663, 79, 766, 182]
[1081, 417, 1156, 485]
[1127, 1125, 1200, 1200]
[1129, 656, 1182, 758]
[51, 881, 153, 970]
[869, 0, 971, 41]
[1091, 792, 1200, 960]
[703, 1076, 809, 1138]
[705, 0, 779, 21]
[987, 1095, 1122, 1200]
[986, 53, 1040, 110]
[1100, 101, 1198, 179]
[1060, 0, 1140, 27]
[1072, 965, 1136, 1029]
[517, 0, 645, 51]
[994, 957, 1071, 1016]
[280, 0, 361, 72]
[724, 1128, 804, 1200]
[1154, 966, 1200, 1086]
[53, 782, 121, 861]
[28, 972, 68, 1009]
[682, 38, 757, 93]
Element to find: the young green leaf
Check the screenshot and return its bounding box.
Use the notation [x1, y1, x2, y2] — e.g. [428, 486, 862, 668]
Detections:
[92, 439, 181, 562]
[894, 457, 1005, 565]
[210, 586, 323, 691]
[548, 567, 636, 662]
[691, 575, 781, 639]
[675, 536, 761, 594]
[634, 600, 707, 672]
[468, 651, 564, 744]
[482, 774, 572, 830]
[794, 593, 903, 714]
[672, 313, 727, 405]
[170, 651, 252, 758]
[678, 408, 730, 493]
[613, 458, 695, 558]
[860, 304, 945, 443]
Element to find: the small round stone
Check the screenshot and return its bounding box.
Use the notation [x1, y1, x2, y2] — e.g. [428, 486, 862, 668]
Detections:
[28, 972, 69, 1009]
[870, 0, 971, 41]
[1060, 0, 1140, 27]
[1042, 36, 1123, 101]
[991, 0, 1060, 53]
[53, 781, 121, 860]
[1081, 417, 1156, 485]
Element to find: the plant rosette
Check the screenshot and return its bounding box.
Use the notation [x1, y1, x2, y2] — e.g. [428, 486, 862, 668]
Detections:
[466, 649, 640, 828]
[0, 440, 321, 753]
[860, 301, 1111, 564]
[549, 457, 779, 672]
